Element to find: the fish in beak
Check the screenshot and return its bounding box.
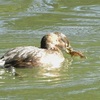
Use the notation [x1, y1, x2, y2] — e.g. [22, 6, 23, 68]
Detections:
[65, 45, 86, 59]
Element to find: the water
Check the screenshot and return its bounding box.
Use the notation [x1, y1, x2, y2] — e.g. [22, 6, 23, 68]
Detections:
[0, 0, 100, 100]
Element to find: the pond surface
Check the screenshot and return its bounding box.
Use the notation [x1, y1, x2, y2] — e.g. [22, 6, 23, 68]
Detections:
[0, 0, 100, 100]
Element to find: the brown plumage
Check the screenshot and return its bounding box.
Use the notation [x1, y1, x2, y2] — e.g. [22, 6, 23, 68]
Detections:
[0, 32, 85, 68]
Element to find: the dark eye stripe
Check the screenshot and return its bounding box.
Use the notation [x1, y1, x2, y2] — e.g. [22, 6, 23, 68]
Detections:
[61, 37, 70, 47]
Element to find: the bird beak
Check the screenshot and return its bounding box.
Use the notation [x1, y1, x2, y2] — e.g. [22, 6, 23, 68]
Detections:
[65, 46, 73, 54]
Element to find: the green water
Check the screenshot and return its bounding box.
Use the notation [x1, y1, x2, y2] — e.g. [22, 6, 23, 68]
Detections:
[0, 0, 100, 100]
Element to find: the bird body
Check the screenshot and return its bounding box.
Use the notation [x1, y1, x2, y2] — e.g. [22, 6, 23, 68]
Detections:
[0, 32, 85, 69]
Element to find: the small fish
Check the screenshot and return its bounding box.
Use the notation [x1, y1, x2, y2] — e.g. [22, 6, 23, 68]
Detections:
[70, 50, 86, 58]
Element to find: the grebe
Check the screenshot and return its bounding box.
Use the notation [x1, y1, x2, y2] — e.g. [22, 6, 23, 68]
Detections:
[0, 32, 85, 69]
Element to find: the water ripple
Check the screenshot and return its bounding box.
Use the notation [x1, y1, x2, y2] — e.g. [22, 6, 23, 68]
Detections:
[74, 5, 100, 13]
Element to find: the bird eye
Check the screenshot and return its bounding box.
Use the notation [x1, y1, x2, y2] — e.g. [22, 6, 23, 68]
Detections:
[61, 38, 70, 47]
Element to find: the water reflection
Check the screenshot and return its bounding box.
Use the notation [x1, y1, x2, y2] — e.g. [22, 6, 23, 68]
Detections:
[0, 58, 72, 86]
[22, 58, 72, 83]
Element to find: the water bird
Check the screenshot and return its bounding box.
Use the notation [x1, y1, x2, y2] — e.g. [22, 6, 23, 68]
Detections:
[0, 32, 85, 69]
